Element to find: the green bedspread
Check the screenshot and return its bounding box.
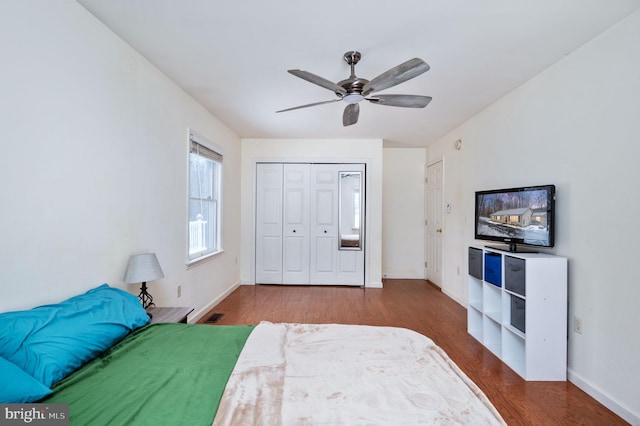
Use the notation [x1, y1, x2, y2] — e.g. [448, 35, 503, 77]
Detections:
[42, 323, 254, 426]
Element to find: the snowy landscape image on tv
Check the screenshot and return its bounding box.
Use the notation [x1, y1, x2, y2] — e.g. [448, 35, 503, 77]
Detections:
[475, 185, 555, 248]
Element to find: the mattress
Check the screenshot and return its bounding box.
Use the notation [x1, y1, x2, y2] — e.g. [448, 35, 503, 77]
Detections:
[40, 321, 505, 425]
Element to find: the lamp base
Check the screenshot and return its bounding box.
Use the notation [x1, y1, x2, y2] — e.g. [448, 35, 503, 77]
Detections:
[138, 282, 154, 309]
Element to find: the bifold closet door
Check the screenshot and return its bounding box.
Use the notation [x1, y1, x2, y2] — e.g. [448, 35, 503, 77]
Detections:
[255, 163, 283, 284]
[282, 164, 310, 284]
[310, 164, 364, 285]
[308, 164, 339, 284]
[255, 162, 364, 286]
[255, 163, 310, 284]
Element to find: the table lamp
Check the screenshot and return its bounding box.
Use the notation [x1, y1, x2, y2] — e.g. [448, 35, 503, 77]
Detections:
[124, 253, 164, 309]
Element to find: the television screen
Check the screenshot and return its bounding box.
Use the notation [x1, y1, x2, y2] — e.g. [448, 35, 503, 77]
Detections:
[475, 185, 555, 251]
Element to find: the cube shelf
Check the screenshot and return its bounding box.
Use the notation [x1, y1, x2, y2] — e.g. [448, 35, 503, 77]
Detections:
[467, 246, 567, 381]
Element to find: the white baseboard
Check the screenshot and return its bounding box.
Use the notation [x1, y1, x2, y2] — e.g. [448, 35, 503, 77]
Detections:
[442, 288, 466, 307]
[366, 281, 383, 288]
[568, 368, 639, 425]
[189, 281, 240, 323]
[381, 274, 426, 279]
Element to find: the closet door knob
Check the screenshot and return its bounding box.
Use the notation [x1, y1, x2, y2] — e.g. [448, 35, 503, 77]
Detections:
[324, 230, 327, 233]
[293, 229, 296, 233]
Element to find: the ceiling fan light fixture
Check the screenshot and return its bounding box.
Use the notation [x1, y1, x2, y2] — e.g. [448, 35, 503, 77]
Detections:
[343, 93, 364, 104]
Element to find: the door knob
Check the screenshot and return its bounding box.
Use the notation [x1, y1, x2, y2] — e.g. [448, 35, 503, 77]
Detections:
[324, 230, 327, 233]
[436, 228, 442, 233]
[293, 229, 296, 233]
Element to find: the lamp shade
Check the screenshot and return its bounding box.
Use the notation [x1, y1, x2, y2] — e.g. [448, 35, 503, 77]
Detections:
[124, 253, 164, 284]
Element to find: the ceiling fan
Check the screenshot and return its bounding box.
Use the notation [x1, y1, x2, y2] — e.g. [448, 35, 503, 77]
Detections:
[277, 51, 432, 126]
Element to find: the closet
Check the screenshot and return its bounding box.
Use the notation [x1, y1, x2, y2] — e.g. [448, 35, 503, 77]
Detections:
[255, 163, 365, 285]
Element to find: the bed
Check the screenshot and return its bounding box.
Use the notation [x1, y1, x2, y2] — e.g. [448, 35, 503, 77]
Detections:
[1, 284, 506, 425]
[340, 233, 361, 247]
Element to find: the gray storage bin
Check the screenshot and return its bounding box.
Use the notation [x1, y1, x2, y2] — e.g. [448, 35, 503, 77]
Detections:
[510, 295, 526, 333]
[505, 255, 526, 296]
[468, 247, 483, 279]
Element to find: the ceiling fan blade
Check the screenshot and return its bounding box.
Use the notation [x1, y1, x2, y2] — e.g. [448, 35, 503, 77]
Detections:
[276, 98, 341, 113]
[343, 103, 359, 126]
[288, 70, 347, 96]
[362, 58, 430, 95]
[366, 94, 432, 108]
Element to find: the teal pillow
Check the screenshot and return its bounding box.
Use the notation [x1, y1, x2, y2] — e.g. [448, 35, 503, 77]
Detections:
[0, 356, 52, 403]
[0, 284, 150, 387]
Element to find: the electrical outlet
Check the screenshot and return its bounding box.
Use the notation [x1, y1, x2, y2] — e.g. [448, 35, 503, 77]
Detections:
[177, 285, 182, 298]
[574, 317, 583, 334]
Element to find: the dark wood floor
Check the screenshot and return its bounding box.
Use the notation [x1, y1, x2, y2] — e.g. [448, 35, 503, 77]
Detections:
[198, 279, 626, 425]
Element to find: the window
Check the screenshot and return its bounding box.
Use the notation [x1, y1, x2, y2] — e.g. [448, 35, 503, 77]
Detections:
[188, 133, 222, 261]
[353, 188, 360, 230]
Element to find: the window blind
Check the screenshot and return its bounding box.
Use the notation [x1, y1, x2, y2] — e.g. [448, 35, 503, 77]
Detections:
[190, 135, 223, 162]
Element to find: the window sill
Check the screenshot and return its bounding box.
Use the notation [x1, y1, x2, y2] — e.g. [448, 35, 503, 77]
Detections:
[186, 249, 224, 269]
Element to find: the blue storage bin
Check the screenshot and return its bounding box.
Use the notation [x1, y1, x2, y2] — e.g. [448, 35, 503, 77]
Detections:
[484, 252, 502, 287]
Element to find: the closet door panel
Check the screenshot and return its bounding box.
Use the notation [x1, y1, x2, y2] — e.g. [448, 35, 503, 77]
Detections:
[261, 237, 282, 271]
[336, 164, 366, 285]
[339, 251, 357, 272]
[310, 164, 339, 284]
[314, 237, 336, 272]
[282, 164, 310, 284]
[315, 190, 334, 223]
[255, 164, 283, 284]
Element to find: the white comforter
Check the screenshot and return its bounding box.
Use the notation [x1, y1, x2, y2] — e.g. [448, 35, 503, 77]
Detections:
[214, 322, 506, 425]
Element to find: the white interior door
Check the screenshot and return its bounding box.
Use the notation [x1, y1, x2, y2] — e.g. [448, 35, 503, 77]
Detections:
[309, 164, 365, 285]
[282, 164, 310, 284]
[335, 164, 365, 285]
[255, 163, 283, 284]
[309, 164, 339, 284]
[426, 160, 443, 287]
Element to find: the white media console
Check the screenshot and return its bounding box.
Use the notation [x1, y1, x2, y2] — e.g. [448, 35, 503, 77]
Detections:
[467, 246, 568, 380]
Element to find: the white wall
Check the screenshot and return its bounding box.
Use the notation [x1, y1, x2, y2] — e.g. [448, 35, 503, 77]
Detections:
[0, 1, 242, 319]
[382, 148, 426, 279]
[240, 139, 383, 288]
[428, 10, 640, 423]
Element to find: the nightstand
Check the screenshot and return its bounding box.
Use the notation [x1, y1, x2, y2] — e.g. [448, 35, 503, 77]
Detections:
[146, 306, 194, 324]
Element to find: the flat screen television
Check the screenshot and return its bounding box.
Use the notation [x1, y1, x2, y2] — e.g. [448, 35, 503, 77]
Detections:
[474, 184, 555, 252]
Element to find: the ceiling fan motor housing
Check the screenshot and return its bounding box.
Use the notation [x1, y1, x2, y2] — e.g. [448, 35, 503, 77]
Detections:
[337, 78, 369, 102]
[338, 51, 369, 101]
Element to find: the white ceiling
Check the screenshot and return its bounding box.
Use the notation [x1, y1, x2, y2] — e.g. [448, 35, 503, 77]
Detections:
[78, 0, 640, 147]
